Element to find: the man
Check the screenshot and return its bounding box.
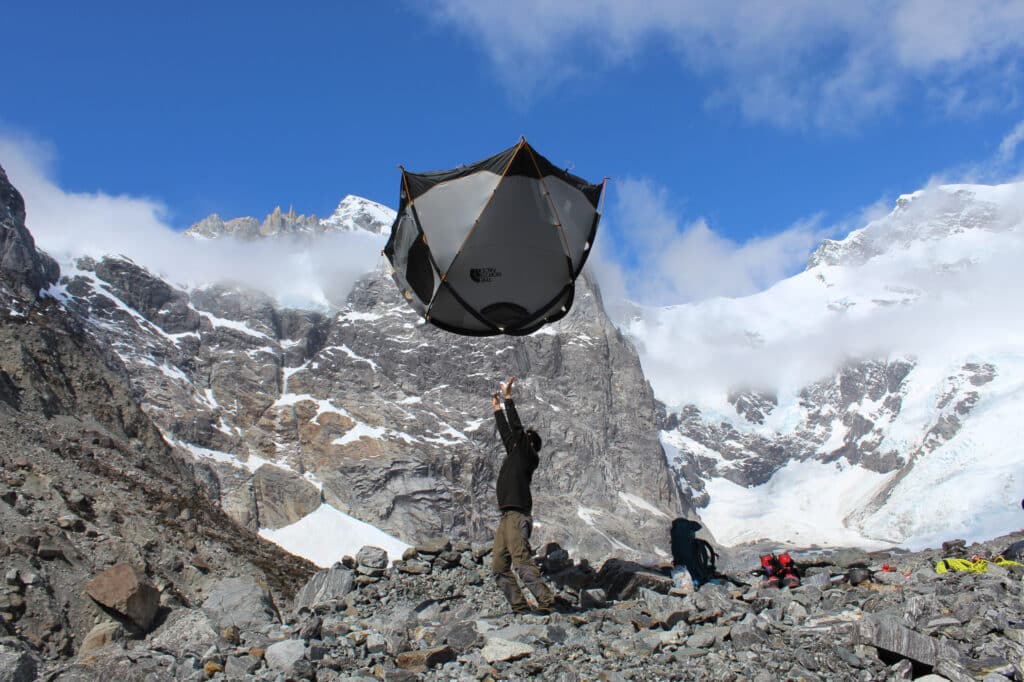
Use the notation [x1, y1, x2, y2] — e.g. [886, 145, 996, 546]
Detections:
[491, 376, 554, 614]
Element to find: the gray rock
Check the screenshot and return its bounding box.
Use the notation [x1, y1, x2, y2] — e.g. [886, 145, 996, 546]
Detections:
[729, 618, 766, 649]
[224, 654, 261, 677]
[366, 632, 387, 654]
[293, 567, 355, 612]
[265, 639, 306, 673]
[0, 637, 40, 682]
[415, 537, 451, 555]
[356, 546, 388, 570]
[201, 577, 278, 633]
[149, 609, 218, 658]
[801, 572, 832, 589]
[394, 560, 431, 576]
[481, 637, 534, 663]
[78, 622, 125, 657]
[686, 629, 717, 649]
[441, 621, 479, 653]
[857, 614, 961, 667]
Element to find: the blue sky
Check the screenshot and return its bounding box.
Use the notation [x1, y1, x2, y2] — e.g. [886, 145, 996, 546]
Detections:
[3, 1, 1024, 304]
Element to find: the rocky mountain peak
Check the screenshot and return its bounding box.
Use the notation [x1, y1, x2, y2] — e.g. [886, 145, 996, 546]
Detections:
[185, 206, 320, 241]
[320, 195, 394, 235]
[184, 195, 394, 242]
[807, 182, 1022, 269]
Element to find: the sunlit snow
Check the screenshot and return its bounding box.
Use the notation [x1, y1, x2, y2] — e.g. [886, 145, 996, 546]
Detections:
[259, 504, 410, 568]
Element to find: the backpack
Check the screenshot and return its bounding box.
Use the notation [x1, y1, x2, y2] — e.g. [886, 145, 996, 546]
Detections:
[670, 518, 717, 585]
[760, 552, 799, 588]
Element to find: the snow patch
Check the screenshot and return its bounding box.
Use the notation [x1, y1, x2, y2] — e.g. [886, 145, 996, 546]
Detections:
[259, 504, 409, 568]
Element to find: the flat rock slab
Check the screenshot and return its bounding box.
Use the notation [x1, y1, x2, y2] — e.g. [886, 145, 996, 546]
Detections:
[148, 608, 218, 657]
[395, 645, 455, 672]
[86, 563, 159, 631]
[481, 637, 534, 663]
[202, 577, 278, 633]
[78, 622, 124, 657]
[293, 567, 354, 613]
[266, 639, 306, 672]
[857, 614, 960, 667]
[415, 537, 451, 555]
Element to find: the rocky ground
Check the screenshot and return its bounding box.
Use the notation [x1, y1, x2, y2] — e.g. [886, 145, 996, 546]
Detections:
[5, 528, 1023, 681]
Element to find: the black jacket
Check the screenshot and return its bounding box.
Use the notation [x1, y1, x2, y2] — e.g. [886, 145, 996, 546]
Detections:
[494, 398, 539, 514]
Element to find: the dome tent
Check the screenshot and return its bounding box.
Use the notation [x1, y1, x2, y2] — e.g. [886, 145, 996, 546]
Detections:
[384, 138, 605, 336]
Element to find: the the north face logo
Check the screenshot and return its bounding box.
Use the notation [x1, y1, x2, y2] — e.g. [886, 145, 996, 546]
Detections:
[470, 267, 501, 283]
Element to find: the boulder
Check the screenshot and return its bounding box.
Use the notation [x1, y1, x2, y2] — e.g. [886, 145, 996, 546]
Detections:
[148, 608, 218, 657]
[415, 537, 451, 555]
[201, 577, 278, 633]
[265, 639, 306, 673]
[395, 560, 431, 575]
[481, 637, 534, 663]
[78, 622, 124, 657]
[356, 546, 388, 569]
[729, 618, 767, 649]
[293, 566, 354, 613]
[857, 614, 961, 667]
[85, 563, 160, 631]
[0, 637, 40, 682]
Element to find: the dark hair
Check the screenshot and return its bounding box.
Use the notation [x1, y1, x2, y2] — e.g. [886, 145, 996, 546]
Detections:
[526, 429, 542, 452]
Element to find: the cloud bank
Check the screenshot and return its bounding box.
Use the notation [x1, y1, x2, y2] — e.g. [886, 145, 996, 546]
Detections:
[591, 177, 832, 308]
[0, 135, 386, 309]
[428, 0, 1024, 128]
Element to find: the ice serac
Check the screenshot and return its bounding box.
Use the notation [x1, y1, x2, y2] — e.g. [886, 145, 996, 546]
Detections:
[638, 182, 1024, 549]
[60, 201, 691, 559]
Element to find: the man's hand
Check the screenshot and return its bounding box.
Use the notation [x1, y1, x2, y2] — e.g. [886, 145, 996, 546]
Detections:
[492, 392, 502, 411]
[502, 375, 516, 400]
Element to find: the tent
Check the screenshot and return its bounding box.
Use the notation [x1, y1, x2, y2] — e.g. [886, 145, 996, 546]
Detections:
[384, 138, 605, 336]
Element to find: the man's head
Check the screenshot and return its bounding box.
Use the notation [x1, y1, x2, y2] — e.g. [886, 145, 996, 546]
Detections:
[526, 429, 542, 452]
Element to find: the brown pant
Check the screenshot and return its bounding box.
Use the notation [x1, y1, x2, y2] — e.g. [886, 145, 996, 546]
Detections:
[492, 510, 553, 612]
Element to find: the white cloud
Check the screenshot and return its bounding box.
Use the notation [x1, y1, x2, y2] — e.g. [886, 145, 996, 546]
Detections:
[592, 178, 829, 306]
[999, 119, 1024, 163]
[0, 134, 386, 309]
[427, 0, 1024, 128]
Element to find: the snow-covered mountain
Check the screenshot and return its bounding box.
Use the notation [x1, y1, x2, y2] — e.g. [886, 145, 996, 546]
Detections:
[28, 170, 1024, 560]
[622, 181, 1024, 550]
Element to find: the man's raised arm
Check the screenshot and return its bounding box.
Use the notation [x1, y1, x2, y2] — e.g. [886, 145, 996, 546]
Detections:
[502, 376, 524, 434]
[493, 391, 512, 445]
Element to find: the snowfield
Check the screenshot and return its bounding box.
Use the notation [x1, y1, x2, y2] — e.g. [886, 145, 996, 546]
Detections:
[625, 181, 1024, 550]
